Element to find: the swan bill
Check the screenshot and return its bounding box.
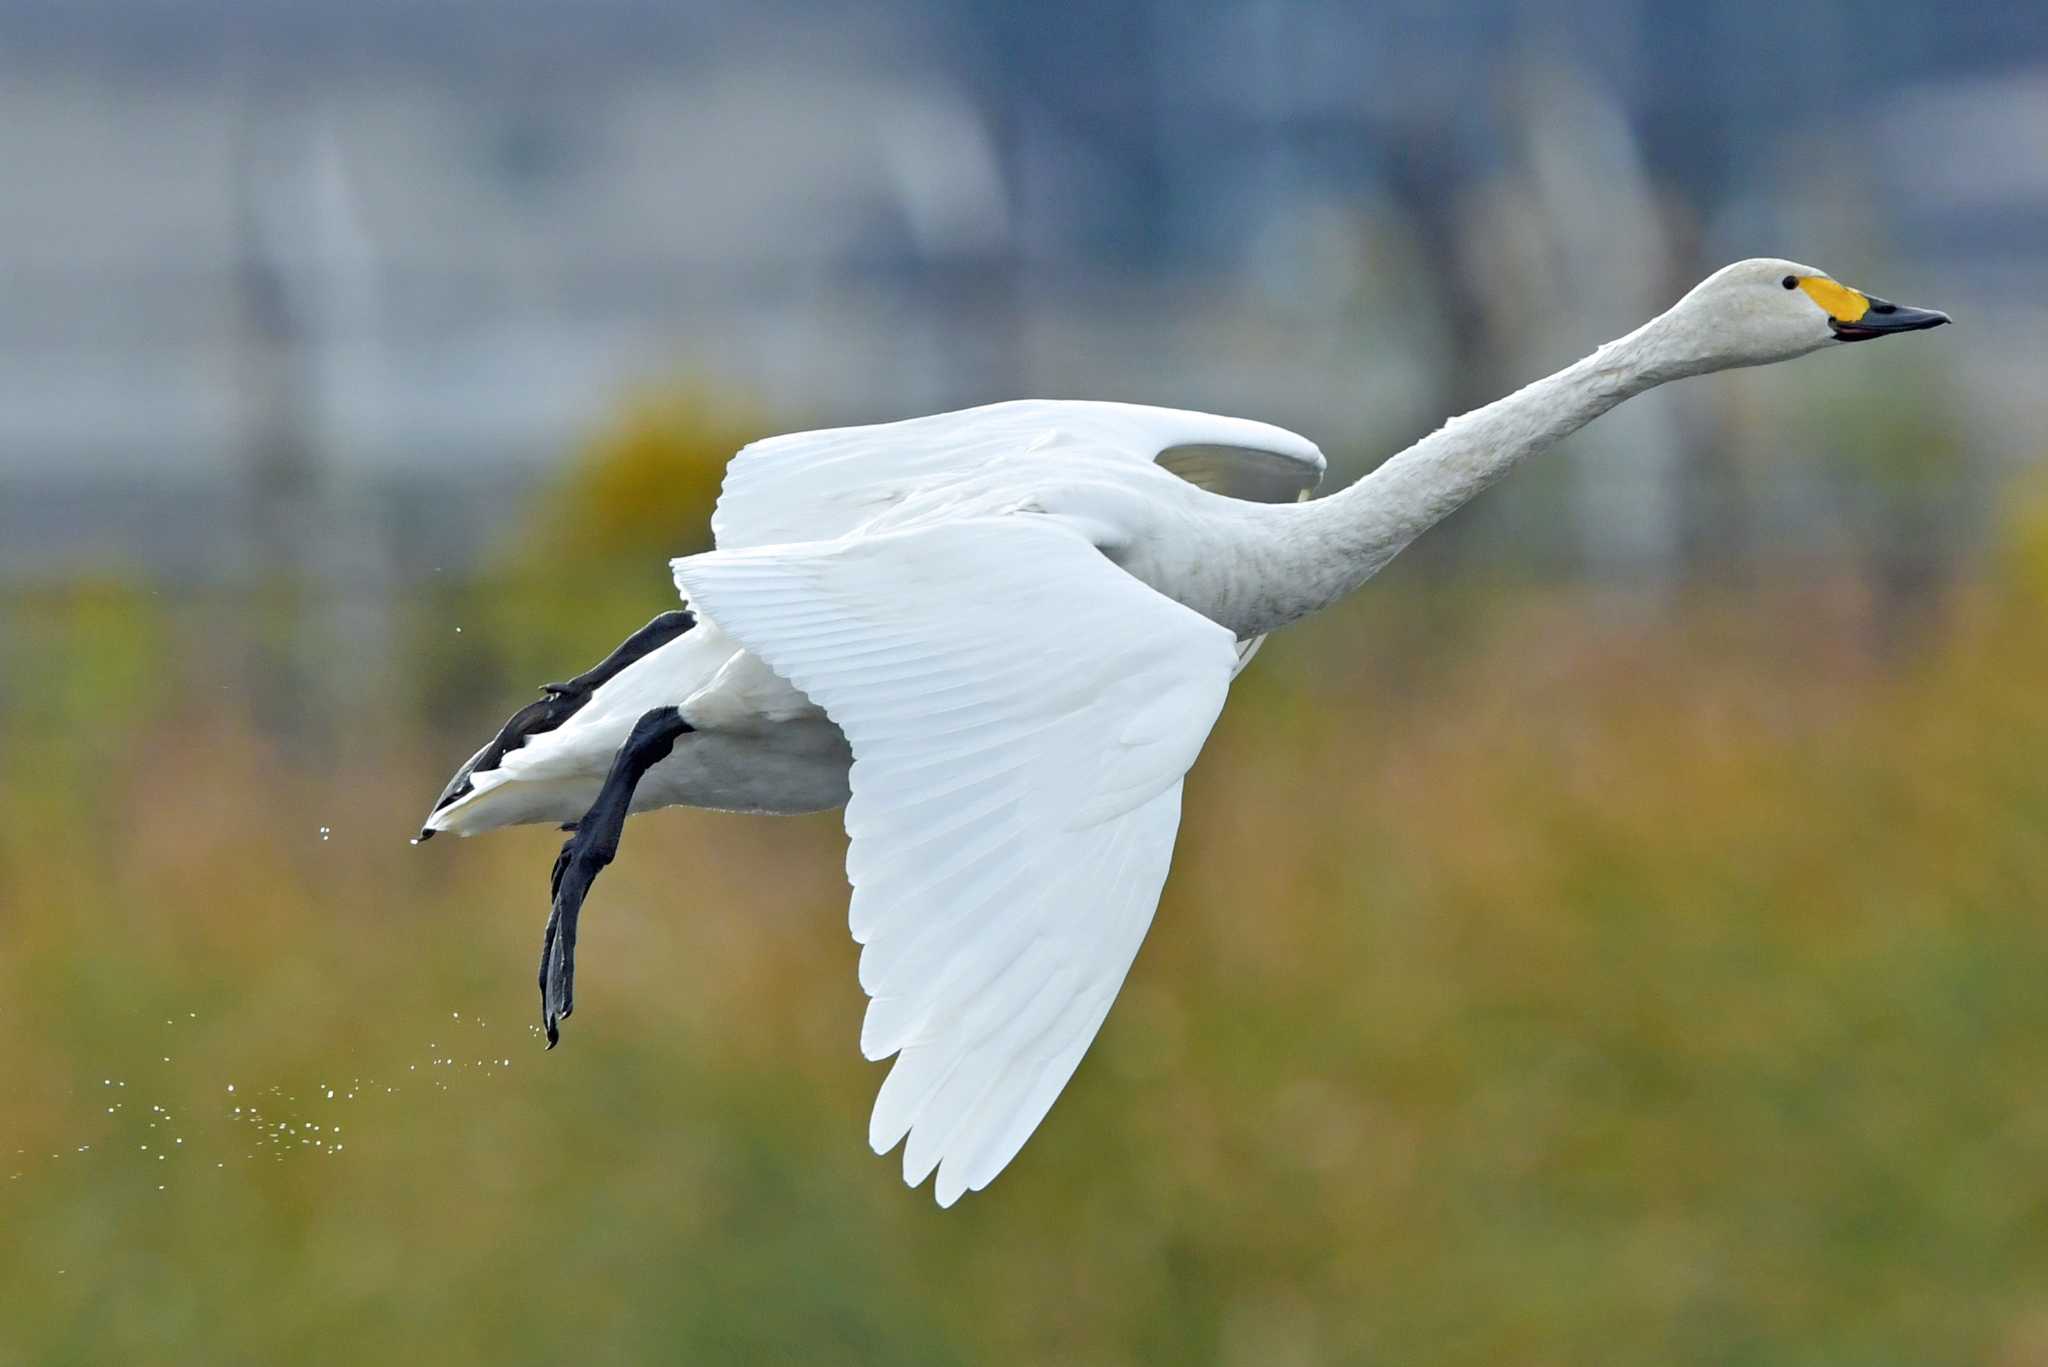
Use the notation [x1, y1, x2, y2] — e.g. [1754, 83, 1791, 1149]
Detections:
[1828, 298, 1951, 342]
[1792, 274, 1950, 342]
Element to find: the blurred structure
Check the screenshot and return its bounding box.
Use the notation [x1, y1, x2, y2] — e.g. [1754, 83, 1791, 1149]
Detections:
[0, 0, 2041, 589]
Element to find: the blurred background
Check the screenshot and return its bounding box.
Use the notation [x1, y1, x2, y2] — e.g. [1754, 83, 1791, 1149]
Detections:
[5, 1, 2048, 1362]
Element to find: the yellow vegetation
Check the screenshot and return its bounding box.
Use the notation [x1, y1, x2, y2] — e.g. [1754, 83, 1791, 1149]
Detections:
[2, 411, 2044, 1364]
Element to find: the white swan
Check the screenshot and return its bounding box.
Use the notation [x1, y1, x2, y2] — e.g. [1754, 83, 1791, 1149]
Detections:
[420, 258, 1947, 1205]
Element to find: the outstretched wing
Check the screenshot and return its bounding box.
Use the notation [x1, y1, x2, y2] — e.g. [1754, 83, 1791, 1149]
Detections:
[673, 517, 1238, 1205]
[711, 399, 1324, 550]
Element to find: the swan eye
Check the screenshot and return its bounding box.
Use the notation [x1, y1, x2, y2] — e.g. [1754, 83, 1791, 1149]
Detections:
[1781, 275, 1799, 290]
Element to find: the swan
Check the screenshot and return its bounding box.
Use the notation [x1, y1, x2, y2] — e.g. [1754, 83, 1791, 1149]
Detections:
[420, 258, 1947, 1205]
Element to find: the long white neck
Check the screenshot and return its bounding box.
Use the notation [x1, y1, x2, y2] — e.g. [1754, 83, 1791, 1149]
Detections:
[1232, 310, 1704, 631]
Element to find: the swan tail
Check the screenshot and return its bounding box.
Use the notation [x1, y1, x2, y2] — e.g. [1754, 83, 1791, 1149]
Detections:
[417, 609, 696, 840]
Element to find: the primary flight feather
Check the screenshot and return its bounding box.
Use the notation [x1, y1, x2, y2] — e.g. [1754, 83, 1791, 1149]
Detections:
[421, 258, 1948, 1205]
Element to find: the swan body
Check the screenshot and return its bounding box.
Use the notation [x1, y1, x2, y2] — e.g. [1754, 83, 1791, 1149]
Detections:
[422, 258, 1948, 1205]
[428, 400, 1324, 836]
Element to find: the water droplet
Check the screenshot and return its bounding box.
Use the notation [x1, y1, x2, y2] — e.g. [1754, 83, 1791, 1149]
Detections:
[227, 1084, 235, 1093]
[319, 826, 332, 841]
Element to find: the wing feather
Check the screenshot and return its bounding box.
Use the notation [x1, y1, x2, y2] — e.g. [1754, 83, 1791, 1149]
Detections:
[673, 517, 1236, 1205]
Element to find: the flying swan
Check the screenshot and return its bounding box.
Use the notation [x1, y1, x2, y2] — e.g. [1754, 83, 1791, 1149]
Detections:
[421, 259, 1948, 1205]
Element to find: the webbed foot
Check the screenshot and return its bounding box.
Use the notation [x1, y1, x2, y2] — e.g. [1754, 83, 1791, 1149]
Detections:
[533, 705, 694, 1047]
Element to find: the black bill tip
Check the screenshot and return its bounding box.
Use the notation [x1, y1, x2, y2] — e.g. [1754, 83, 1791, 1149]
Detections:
[1831, 299, 1951, 342]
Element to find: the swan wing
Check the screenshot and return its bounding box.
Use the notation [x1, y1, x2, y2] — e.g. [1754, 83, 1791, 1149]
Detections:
[711, 398, 1323, 549]
[672, 517, 1237, 1205]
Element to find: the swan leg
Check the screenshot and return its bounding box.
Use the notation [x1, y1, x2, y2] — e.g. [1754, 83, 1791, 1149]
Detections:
[539, 705, 694, 1047]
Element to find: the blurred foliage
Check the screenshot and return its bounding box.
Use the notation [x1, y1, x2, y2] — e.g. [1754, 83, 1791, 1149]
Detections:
[2000, 468, 2048, 608]
[531, 384, 752, 576]
[5, 518, 2048, 1364]
[409, 387, 764, 735]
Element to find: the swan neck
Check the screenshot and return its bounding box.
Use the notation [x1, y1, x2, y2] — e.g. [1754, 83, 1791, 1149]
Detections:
[1259, 317, 1685, 626]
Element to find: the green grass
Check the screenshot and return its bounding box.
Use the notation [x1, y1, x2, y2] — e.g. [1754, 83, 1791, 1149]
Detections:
[3, 569, 2046, 1366]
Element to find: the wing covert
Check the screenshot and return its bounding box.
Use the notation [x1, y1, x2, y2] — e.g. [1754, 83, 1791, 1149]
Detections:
[711, 399, 1323, 549]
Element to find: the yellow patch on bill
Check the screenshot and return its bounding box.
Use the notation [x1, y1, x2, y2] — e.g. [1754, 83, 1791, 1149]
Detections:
[1797, 276, 1870, 323]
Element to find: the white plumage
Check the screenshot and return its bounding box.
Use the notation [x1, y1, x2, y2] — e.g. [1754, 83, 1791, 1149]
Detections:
[678, 519, 1236, 1205]
[422, 259, 1948, 1204]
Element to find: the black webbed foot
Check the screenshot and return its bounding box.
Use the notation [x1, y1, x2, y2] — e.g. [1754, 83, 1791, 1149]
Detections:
[535, 705, 694, 1048]
[538, 842, 573, 1044]
[540, 825, 614, 1046]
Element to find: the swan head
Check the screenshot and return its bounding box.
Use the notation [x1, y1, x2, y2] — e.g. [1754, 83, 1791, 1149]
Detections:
[1658, 257, 1950, 374]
